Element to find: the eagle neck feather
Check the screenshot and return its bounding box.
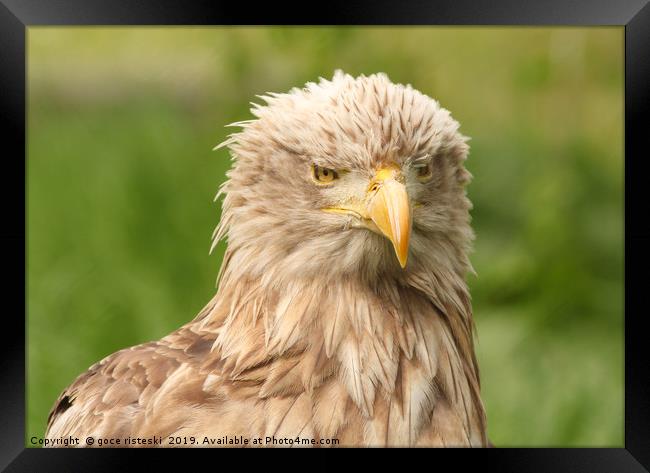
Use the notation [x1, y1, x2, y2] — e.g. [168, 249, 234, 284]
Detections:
[190, 248, 487, 446]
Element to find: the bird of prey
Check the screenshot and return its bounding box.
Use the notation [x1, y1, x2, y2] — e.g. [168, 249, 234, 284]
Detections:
[45, 71, 487, 447]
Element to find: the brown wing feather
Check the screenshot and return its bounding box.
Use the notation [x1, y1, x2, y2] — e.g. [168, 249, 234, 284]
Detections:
[45, 341, 184, 440]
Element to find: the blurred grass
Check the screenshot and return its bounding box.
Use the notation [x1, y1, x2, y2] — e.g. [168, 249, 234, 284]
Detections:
[26, 27, 623, 446]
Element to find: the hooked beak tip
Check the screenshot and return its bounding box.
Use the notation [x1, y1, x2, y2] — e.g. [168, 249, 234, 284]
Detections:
[366, 173, 411, 269]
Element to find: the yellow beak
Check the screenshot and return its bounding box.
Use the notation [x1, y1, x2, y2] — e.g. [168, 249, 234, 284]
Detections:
[323, 166, 412, 268]
[366, 167, 411, 268]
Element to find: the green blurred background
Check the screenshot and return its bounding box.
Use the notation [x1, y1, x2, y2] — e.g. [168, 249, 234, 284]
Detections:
[27, 27, 623, 446]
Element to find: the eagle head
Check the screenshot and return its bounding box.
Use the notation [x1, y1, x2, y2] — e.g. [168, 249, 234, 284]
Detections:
[214, 71, 473, 286]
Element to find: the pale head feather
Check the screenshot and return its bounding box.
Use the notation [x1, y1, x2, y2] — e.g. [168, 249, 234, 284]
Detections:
[212, 70, 474, 289]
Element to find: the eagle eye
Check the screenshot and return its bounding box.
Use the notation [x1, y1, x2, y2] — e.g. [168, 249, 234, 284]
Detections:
[312, 164, 339, 184]
[416, 162, 433, 182]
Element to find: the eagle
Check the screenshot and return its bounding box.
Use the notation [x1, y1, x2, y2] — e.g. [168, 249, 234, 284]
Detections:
[45, 71, 487, 447]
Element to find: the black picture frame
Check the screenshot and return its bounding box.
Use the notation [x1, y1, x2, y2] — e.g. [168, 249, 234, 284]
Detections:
[2, 0, 648, 470]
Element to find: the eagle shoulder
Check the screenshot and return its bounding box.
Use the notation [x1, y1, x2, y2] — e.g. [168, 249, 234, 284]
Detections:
[44, 340, 184, 442]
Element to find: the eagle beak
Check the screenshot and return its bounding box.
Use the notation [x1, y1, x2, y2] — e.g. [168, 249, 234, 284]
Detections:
[366, 167, 412, 268]
[321, 165, 412, 268]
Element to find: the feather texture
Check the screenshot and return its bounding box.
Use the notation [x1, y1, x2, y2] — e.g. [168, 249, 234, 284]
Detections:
[45, 71, 487, 447]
